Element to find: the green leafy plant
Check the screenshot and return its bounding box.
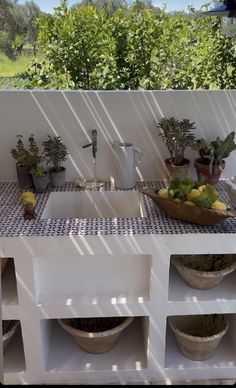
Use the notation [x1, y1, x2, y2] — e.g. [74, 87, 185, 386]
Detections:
[192, 131, 236, 174]
[11, 135, 31, 167]
[157, 117, 196, 165]
[43, 135, 68, 172]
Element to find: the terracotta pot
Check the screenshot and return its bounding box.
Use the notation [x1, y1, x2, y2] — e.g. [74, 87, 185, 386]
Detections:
[58, 316, 134, 354]
[194, 158, 225, 185]
[171, 254, 236, 290]
[165, 158, 190, 181]
[168, 314, 228, 361]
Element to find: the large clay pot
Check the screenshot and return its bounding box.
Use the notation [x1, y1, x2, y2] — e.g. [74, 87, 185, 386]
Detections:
[194, 158, 225, 185]
[168, 314, 228, 361]
[58, 316, 134, 354]
[171, 254, 236, 290]
[165, 158, 190, 181]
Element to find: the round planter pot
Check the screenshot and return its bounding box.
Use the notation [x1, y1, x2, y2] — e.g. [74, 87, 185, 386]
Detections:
[32, 171, 49, 193]
[168, 314, 228, 361]
[16, 165, 34, 189]
[58, 316, 134, 354]
[194, 158, 225, 185]
[49, 167, 66, 187]
[3, 321, 19, 353]
[171, 254, 236, 290]
[165, 158, 190, 181]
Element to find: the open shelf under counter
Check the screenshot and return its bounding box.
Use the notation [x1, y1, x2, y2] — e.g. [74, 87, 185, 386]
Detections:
[165, 320, 236, 371]
[3, 325, 26, 374]
[42, 317, 148, 372]
[2, 259, 18, 305]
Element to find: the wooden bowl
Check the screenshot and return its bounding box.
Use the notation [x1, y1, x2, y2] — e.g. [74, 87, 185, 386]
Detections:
[140, 189, 236, 225]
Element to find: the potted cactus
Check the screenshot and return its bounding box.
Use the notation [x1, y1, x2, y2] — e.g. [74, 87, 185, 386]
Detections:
[157, 117, 196, 180]
[192, 131, 236, 185]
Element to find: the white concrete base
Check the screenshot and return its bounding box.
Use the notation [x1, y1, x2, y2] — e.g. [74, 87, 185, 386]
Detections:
[1, 234, 236, 385]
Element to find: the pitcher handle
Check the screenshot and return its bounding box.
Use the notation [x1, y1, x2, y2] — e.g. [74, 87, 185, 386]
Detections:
[133, 147, 143, 167]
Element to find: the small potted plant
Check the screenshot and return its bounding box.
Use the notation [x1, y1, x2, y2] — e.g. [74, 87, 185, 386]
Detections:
[192, 131, 236, 185]
[157, 116, 196, 180]
[28, 134, 49, 193]
[43, 135, 68, 187]
[11, 135, 34, 189]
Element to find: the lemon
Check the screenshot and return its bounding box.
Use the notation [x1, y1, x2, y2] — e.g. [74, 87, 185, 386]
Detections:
[187, 189, 201, 201]
[211, 200, 227, 211]
[22, 197, 36, 208]
[20, 192, 36, 202]
[174, 198, 182, 203]
[197, 185, 206, 193]
[184, 200, 196, 207]
[158, 188, 169, 199]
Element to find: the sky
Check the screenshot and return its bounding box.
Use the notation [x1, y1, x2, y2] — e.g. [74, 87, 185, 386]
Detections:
[17, 0, 209, 14]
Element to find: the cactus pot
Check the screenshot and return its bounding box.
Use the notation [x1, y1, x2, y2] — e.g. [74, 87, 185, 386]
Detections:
[194, 158, 225, 185]
[168, 314, 228, 361]
[32, 171, 49, 193]
[58, 316, 134, 354]
[171, 254, 236, 290]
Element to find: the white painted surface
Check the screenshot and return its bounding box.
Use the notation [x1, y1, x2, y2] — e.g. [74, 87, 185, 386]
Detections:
[1, 90, 236, 182]
[41, 190, 145, 219]
[1, 234, 236, 384]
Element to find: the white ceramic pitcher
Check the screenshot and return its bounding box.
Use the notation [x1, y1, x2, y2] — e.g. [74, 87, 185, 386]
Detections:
[112, 141, 143, 189]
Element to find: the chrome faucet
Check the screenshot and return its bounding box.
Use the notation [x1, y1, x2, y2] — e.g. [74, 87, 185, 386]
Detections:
[82, 129, 97, 159]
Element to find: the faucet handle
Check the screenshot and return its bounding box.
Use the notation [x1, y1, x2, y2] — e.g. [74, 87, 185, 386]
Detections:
[82, 129, 97, 159]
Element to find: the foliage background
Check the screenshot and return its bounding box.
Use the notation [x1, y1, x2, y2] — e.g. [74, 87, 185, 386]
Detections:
[1, 0, 236, 90]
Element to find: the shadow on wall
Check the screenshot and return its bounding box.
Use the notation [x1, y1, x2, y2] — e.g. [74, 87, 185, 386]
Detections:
[1, 90, 236, 182]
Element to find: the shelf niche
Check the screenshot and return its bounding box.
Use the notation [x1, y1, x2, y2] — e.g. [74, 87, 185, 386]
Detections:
[168, 253, 236, 302]
[33, 254, 151, 305]
[165, 314, 236, 370]
[3, 321, 26, 374]
[40, 316, 149, 372]
[1, 258, 18, 305]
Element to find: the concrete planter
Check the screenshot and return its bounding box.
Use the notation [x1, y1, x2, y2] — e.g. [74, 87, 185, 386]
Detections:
[171, 254, 236, 290]
[58, 316, 134, 354]
[168, 314, 228, 361]
[49, 167, 66, 187]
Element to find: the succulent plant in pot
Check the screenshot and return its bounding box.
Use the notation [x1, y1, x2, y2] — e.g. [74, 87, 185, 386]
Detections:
[43, 135, 68, 187]
[192, 131, 236, 185]
[157, 116, 196, 180]
[28, 134, 49, 193]
[11, 134, 34, 189]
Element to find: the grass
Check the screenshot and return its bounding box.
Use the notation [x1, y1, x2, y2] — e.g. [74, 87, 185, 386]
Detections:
[0, 52, 32, 76]
[0, 48, 45, 76]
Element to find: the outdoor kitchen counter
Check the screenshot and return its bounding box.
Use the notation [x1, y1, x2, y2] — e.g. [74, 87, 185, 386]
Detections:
[0, 180, 236, 238]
